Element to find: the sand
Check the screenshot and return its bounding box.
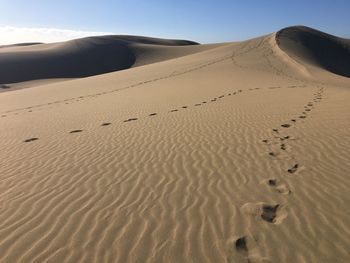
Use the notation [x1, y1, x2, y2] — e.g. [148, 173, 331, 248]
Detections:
[0, 26, 349, 263]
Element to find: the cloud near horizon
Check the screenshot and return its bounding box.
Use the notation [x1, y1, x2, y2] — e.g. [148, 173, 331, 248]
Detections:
[0, 26, 114, 45]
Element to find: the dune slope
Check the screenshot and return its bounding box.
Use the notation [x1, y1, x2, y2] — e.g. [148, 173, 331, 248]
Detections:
[0, 26, 350, 263]
[0, 35, 201, 85]
[276, 26, 350, 77]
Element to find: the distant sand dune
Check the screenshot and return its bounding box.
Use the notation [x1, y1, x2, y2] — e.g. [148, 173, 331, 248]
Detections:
[0, 35, 201, 84]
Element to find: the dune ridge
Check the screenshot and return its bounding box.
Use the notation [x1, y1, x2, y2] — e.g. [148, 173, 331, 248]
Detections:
[276, 26, 350, 77]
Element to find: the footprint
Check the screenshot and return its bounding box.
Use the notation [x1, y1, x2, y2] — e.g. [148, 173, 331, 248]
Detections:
[261, 205, 279, 223]
[281, 124, 291, 128]
[241, 203, 287, 224]
[218, 95, 225, 98]
[23, 137, 38, 143]
[299, 115, 306, 119]
[170, 109, 178, 112]
[181, 106, 188, 109]
[272, 128, 279, 133]
[70, 130, 83, 133]
[235, 236, 248, 253]
[124, 118, 138, 122]
[194, 103, 201, 106]
[262, 139, 268, 143]
[280, 136, 290, 141]
[280, 144, 286, 150]
[291, 119, 296, 122]
[267, 179, 276, 186]
[149, 113, 157, 116]
[287, 164, 299, 174]
[101, 123, 111, 126]
[265, 179, 291, 195]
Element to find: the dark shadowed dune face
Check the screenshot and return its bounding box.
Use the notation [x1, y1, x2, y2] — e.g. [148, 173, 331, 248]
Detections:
[0, 35, 198, 84]
[276, 26, 350, 78]
[0, 43, 43, 48]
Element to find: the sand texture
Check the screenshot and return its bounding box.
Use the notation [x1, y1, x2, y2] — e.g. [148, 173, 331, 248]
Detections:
[0, 26, 350, 263]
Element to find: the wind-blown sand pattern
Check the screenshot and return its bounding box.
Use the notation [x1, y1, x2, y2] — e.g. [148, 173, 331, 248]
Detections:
[1, 26, 350, 263]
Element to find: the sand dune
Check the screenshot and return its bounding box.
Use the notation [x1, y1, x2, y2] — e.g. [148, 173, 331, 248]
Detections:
[276, 26, 350, 77]
[0, 35, 207, 85]
[0, 26, 350, 263]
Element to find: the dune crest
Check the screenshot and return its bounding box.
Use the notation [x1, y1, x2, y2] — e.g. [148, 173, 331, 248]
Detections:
[276, 26, 350, 77]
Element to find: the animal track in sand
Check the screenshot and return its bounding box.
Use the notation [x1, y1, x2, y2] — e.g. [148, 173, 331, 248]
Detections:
[281, 124, 291, 128]
[170, 109, 178, 112]
[149, 113, 157, 116]
[101, 122, 111, 126]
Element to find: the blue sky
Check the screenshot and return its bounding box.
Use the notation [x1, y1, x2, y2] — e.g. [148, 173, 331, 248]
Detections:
[0, 0, 349, 44]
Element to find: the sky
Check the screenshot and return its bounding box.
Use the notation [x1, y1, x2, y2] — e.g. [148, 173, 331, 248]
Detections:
[0, 0, 349, 45]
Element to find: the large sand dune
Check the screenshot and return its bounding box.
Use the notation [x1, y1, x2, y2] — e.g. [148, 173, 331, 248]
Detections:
[0, 35, 207, 85]
[277, 26, 350, 77]
[0, 26, 349, 263]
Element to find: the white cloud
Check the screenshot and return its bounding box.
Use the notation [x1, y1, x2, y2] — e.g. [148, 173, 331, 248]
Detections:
[0, 26, 114, 45]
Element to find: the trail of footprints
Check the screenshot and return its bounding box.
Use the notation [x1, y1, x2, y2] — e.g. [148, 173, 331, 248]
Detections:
[22, 89, 251, 143]
[20, 86, 308, 143]
[19, 86, 303, 144]
[20, 83, 324, 261]
[1, 53, 237, 118]
[0, 40, 301, 119]
[235, 86, 324, 261]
